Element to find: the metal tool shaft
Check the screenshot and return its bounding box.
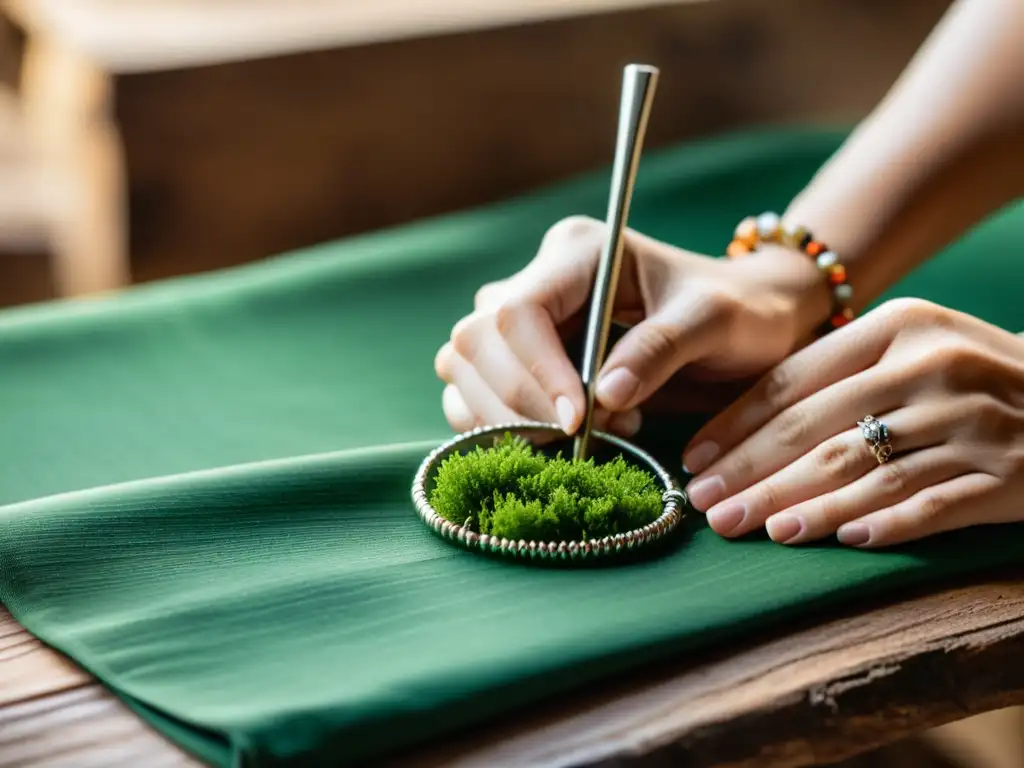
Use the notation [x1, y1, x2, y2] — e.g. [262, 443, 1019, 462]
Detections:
[574, 64, 659, 462]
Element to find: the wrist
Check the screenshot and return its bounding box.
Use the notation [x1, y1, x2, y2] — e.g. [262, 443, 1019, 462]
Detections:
[734, 243, 834, 346]
[725, 210, 851, 345]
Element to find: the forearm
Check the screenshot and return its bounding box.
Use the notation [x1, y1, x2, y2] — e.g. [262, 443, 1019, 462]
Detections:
[781, 0, 1024, 325]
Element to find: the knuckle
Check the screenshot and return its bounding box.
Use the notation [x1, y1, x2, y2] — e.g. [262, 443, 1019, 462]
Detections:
[815, 438, 861, 482]
[451, 313, 485, 359]
[753, 480, 781, 513]
[527, 357, 549, 384]
[494, 300, 528, 340]
[877, 461, 910, 496]
[775, 408, 810, 450]
[970, 393, 1010, 435]
[635, 321, 683, 362]
[914, 491, 949, 524]
[544, 215, 602, 245]
[942, 341, 983, 368]
[727, 448, 756, 489]
[760, 365, 794, 412]
[692, 285, 741, 325]
[815, 492, 845, 526]
[474, 281, 505, 311]
[909, 341, 981, 383]
[880, 297, 944, 330]
[499, 378, 534, 416]
[434, 343, 455, 380]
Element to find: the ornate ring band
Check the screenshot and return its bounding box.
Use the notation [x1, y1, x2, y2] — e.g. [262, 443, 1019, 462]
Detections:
[857, 415, 893, 464]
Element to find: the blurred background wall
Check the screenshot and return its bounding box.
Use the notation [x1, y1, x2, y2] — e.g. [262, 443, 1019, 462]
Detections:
[0, 1, 1019, 764]
[0, 0, 955, 309]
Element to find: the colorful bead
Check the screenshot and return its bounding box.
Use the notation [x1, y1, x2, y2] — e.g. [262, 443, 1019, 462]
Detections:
[816, 251, 838, 269]
[830, 312, 851, 328]
[781, 221, 808, 248]
[734, 216, 758, 245]
[728, 212, 854, 336]
[756, 212, 782, 240]
[726, 240, 751, 258]
[804, 241, 826, 258]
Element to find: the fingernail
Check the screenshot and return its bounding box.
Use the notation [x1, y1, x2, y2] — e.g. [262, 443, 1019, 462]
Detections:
[686, 475, 726, 511]
[708, 502, 746, 535]
[767, 513, 804, 544]
[610, 409, 642, 437]
[555, 396, 576, 434]
[596, 368, 640, 409]
[837, 523, 871, 547]
[683, 441, 720, 475]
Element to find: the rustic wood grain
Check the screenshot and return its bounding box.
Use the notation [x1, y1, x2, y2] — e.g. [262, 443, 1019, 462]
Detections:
[0, 686, 198, 768]
[3, 569, 1024, 767]
[399, 571, 1024, 767]
[0, 608, 87, 707]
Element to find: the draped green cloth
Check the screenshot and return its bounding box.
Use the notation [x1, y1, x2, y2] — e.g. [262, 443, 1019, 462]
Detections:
[2, 128, 1023, 767]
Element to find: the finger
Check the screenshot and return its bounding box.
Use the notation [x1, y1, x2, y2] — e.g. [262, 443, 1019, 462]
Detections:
[516, 215, 606, 324]
[836, 472, 1002, 548]
[497, 301, 586, 433]
[595, 297, 728, 412]
[687, 363, 911, 512]
[440, 385, 639, 442]
[767, 445, 973, 544]
[438, 347, 521, 427]
[440, 344, 639, 438]
[442, 385, 476, 432]
[683, 304, 897, 474]
[607, 408, 643, 438]
[451, 313, 559, 425]
[474, 280, 510, 312]
[434, 342, 456, 384]
[701, 402, 954, 535]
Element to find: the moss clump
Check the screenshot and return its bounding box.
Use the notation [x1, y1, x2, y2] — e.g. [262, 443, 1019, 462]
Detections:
[429, 434, 662, 542]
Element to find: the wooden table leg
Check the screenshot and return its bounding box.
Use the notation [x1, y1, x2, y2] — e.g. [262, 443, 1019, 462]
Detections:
[19, 33, 129, 298]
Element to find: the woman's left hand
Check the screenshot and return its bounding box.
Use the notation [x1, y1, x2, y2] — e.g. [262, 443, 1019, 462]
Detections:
[682, 298, 1024, 548]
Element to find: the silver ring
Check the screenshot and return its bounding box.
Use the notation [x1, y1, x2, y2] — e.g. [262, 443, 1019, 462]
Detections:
[857, 415, 893, 464]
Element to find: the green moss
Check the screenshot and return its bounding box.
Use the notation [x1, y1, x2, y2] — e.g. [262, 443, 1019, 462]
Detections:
[429, 434, 662, 541]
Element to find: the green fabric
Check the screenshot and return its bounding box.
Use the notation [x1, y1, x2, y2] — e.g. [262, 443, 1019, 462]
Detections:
[1, 127, 1023, 767]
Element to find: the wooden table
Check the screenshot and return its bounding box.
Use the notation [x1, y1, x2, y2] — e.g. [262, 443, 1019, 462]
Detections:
[4, 570, 1024, 767]
[7, 1, 1020, 765]
[0, 0, 951, 303]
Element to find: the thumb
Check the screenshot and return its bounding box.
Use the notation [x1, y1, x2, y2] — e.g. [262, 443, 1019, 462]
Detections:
[595, 302, 724, 412]
[514, 216, 607, 324]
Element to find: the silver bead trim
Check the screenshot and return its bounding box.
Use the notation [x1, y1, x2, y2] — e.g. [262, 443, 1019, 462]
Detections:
[410, 421, 689, 566]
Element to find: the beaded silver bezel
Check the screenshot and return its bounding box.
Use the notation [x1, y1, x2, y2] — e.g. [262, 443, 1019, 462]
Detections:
[411, 422, 688, 566]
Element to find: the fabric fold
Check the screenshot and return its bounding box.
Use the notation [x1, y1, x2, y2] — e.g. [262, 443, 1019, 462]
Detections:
[2, 127, 1023, 766]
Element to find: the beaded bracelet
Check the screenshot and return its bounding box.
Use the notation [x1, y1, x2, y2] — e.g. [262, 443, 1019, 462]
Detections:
[727, 211, 854, 331]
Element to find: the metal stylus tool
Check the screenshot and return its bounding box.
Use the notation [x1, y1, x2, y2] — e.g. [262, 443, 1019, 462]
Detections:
[574, 63, 659, 462]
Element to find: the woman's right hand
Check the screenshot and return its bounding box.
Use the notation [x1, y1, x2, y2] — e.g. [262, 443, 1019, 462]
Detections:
[434, 215, 831, 441]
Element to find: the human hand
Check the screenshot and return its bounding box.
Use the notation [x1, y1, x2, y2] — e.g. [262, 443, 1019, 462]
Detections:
[683, 298, 1024, 548]
[435, 215, 827, 436]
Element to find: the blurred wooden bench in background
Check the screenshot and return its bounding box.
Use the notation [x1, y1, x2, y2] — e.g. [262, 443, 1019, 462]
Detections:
[1, 0, 951, 304]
